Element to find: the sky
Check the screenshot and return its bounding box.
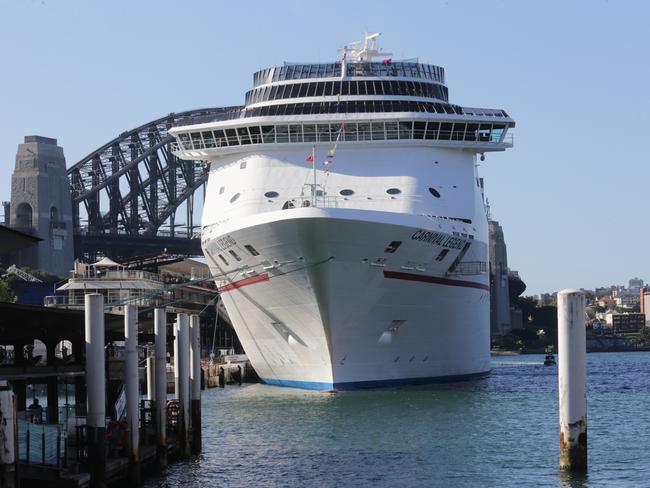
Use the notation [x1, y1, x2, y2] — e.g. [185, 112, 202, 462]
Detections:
[1, 0, 649, 295]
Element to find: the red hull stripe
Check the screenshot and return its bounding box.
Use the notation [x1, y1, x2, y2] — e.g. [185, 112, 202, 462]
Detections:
[383, 270, 490, 292]
[218, 273, 270, 293]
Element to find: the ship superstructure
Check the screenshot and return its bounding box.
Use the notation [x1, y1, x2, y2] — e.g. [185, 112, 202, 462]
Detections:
[170, 33, 515, 389]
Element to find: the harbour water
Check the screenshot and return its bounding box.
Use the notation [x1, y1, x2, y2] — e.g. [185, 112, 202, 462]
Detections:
[147, 352, 650, 487]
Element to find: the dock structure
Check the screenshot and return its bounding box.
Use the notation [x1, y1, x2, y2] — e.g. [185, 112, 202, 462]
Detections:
[0, 299, 205, 487]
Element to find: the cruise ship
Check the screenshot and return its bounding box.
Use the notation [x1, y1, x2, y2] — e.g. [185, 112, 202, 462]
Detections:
[169, 34, 515, 390]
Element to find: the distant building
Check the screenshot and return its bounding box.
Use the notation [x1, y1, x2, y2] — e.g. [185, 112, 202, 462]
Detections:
[612, 313, 645, 333]
[629, 277, 644, 289]
[7, 136, 74, 277]
[488, 219, 511, 335]
[612, 287, 640, 309]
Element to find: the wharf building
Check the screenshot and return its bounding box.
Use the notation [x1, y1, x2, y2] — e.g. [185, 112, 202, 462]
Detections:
[4, 136, 74, 278]
[488, 218, 511, 335]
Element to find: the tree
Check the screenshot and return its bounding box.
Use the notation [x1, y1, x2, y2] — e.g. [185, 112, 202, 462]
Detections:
[0, 279, 15, 303]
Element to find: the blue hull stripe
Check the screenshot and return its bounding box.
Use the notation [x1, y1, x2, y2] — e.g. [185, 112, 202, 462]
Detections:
[260, 370, 490, 391]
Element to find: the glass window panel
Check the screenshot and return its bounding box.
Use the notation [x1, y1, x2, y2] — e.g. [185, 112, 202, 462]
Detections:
[385, 121, 399, 140]
[341, 81, 350, 96]
[303, 124, 317, 142]
[237, 127, 251, 145]
[248, 126, 261, 144]
[491, 124, 506, 142]
[350, 81, 359, 95]
[269, 85, 278, 100]
[276, 125, 289, 143]
[224, 129, 238, 145]
[289, 124, 302, 143]
[307, 82, 317, 97]
[398, 121, 412, 139]
[465, 123, 479, 142]
[331, 81, 340, 96]
[202, 131, 215, 148]
[261, 126, 275, 144]
[344, 123, 357, 141]
[478, 124, 492, 142]
[452, 123, 466, 141]
[191, 132, 203, 149]
[438, 123, 452, 140]
[352, 122, 367, 141]
[178, 133, 190, 149]
[425, 122, 439, 140]
[316, 82, 325, 96]
[317, 124, 331, 142]
[413, 122, 426, 139]
[374, 80, 384, 95]
[298, 83, 309, 97]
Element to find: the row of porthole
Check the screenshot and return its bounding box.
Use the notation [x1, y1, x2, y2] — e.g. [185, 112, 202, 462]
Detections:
[256, 188, 442, 199]
[229, 188, 441, 203]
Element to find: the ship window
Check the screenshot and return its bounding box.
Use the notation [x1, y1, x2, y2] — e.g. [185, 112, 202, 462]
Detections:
[244, 244, 260, 256]
[264, 191, 279, 198]
[306, 82, 316, 97]
[451, 123, 466, 141]
[478, 124, 491, 142]
[435, 249, 449, 262]
[298, 83, 308, 97]
[354, 122, 368, 141]
[371, 122, 384, 140]
[229, 193, 240, 203]
[219, 186, 225, 194]
[331, 81, 341, 96]
[276, 125, 289, 143]
[413, 122, 426, 139]
[439, 123, 452, 140]
[202, 131, 216, 148]
[492, 124, 506, 142]
[428, 187, 441, 198]
[341, 80, 350, 96]
[344, 123, 357, 141]
[238, 127, 251, 145]
[225, 128, 238, 145]
[349, 81, 358, 95]
[425, 122, 439, 140]
[289, 124, 302, 143]
[384, 241, 402, 253]
[465, 123, 479, 142]
[339, 189, 354, 196]
[261, 126, 275, 143]
[240, 161, 247, 169]
[213, 129, 227, 147]
[303, 124, 316, 142]
[398, 122, 412, 139]
[386, 188, 401, 195]
[248, 125, 261, 144]
[178, 133, 190, 149]
[228, 250, 242, 262]
[385, 122, 399, 140]
[218, 254, 229, 265]
[191, 132, 203, 149]
[317, 124, 331, 142]
[316, 82, 325, 96]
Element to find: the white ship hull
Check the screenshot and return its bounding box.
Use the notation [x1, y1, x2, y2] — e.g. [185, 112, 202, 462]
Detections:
[203, 207, 491, 389]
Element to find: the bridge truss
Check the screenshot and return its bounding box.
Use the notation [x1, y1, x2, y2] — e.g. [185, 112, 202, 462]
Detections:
[67, 107, 237, 261]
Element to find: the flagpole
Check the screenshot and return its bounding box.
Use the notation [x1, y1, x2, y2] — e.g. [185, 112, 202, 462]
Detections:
[312, 144, 316, 206]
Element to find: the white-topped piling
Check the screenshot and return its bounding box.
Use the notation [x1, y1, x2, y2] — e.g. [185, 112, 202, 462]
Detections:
[85, 293, 106, 488]
[177, 313, 190, 458]
[173, 318, 180, 399]
[189, 314, 202, 454]
[0, 381, 17, 488]
[154, 308, 167, 469]
[124, 304, 140, 485]
[146, 355, 155, 401]
[557, 289, 588, 472]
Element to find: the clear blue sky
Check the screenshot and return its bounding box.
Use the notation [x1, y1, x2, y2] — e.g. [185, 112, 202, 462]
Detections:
[1, 0, 649, 295]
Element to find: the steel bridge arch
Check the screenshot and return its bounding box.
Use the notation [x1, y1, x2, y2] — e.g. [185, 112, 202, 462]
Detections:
[67, 107, 238, 260]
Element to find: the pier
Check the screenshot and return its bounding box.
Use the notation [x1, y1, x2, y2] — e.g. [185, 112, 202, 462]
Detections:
[0, 298, 206, 487]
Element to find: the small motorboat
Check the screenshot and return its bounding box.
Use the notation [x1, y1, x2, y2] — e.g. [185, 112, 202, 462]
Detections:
[544, 353, 556, 366]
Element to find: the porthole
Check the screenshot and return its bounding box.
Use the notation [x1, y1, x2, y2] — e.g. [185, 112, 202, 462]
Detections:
[339, 189, 354, 196]
[240, 161, 247, 169]
[386, 188, 401, 195]
[219, 186, 225, 194]
[264, 191, 279, 198]
[230, 193, 240, 203]
[428, 188, 441, 198]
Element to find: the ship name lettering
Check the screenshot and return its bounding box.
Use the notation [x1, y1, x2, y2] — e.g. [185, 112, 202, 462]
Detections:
[214, 235, 237, 251]
[411, 230, 464, 250]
